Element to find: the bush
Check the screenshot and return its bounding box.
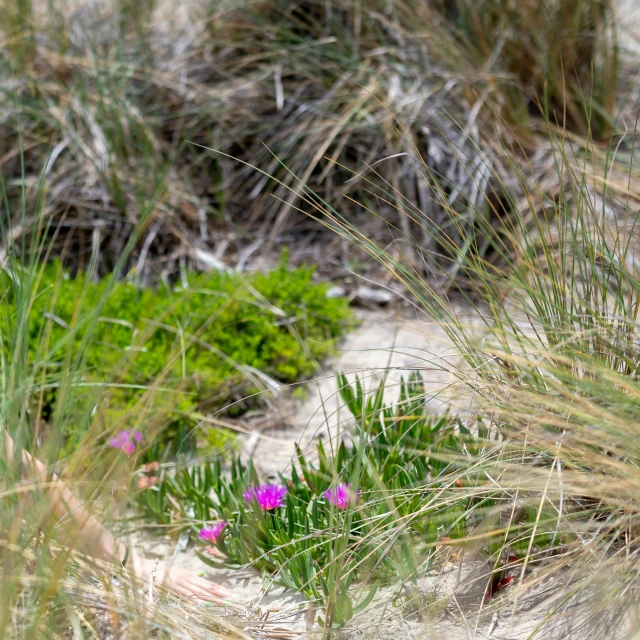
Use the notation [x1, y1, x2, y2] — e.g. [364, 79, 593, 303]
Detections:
[0, 257, 354, 454]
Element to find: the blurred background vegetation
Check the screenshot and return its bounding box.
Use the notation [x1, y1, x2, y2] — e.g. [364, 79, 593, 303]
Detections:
[0, 0, 620, 283]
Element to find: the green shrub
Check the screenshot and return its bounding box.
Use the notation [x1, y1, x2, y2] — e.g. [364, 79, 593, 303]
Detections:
[0, 258, 354, 454]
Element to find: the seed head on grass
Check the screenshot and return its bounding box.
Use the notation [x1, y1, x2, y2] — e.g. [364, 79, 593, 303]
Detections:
[109, 430, 142, 455]
[243, 484, 287, 510]
[198, 522, 227, 544]
[324, 484, 361, 509]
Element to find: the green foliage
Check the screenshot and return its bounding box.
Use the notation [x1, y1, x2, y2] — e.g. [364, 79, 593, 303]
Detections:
[0, 258, 354, 454]
[141, 372, 488, 625]
[141, 371, 566, 624]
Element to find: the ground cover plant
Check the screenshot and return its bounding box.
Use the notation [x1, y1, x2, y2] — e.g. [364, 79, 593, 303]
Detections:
[146, 373, 474, 628]
[141, 372, 560, 628]
[0, 255, 353, 456]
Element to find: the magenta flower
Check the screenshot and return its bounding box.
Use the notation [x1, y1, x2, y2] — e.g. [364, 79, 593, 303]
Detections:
[324, 484, 361, 509]
[243, 484, 287, 510]
[198, 522, 227, 544]
[109, 430, 142, 455]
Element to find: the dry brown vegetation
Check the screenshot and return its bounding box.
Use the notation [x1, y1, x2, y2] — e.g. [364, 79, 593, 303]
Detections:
[0, 0, 619, 282]
[3, 0, 640, 638]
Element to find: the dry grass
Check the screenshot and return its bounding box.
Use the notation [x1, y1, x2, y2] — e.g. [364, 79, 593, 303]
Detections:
[0, 0, 619, 283]
[1, 0, 636, 638]
[301, 86, 640, 633]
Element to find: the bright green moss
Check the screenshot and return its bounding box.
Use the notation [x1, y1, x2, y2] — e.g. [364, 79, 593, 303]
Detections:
[1, 257, 354, 455]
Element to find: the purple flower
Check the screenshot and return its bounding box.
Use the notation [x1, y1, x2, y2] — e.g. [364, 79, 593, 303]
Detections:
[243, 484, 287, 510]
[198, 522, 227, 544]
[109, 430, 143, 455]
[324, 484, 361, 509]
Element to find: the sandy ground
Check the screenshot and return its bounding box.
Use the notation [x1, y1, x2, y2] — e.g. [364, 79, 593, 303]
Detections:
[134, 307, 587, 640]
[249, 307, 477, 478]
